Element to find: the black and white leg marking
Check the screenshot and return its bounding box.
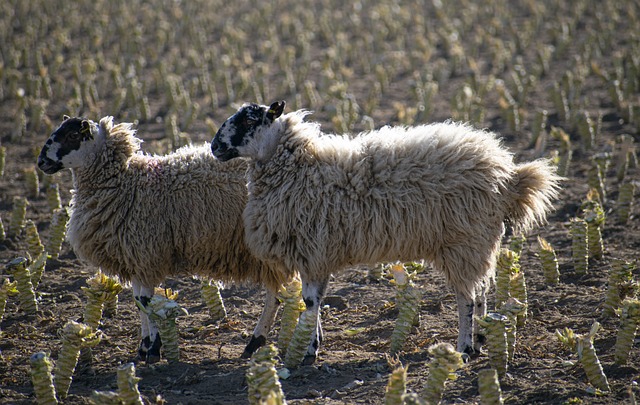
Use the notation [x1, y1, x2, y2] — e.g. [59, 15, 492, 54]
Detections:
[301, 278, 328, 366]
[473, 280, 488, 352]
[133, 282, 162, 363]
[455, 290, 476, 360]
[242, 287, 281, 358]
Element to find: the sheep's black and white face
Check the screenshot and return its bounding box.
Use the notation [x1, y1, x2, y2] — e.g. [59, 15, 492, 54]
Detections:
[211, 101, 285, 161]
[37, 116, 98, 174]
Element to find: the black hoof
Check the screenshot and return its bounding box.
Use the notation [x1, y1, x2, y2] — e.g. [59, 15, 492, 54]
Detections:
[146, 353, 161, 364]
[302, 354, 317, 366]
[242, 335, 267, 358]
[461, 352, 471, 363]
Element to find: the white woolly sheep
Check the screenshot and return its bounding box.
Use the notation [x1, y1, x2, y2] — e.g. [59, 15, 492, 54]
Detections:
[37, 116, 294, 363]
[211, 101, 561, 364]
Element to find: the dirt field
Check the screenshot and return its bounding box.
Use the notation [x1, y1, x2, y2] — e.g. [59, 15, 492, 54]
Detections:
[1, 0, 639, 403]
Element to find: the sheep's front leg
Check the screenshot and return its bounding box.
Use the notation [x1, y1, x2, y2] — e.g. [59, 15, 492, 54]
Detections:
[455, 290, 475, 360]
[473, 280, 488, 352]
[242, 287, 281, 358]
[133, 282, 162, 363]
[301, 278, 328, 366]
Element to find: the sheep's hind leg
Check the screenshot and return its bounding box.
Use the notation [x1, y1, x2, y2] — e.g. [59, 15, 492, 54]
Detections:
[242, 287, 281, 358]
[301, 278, 328, 366]
[455, 289, 476, 361]
[473, 280, 488, 352]
[134, 282, 162, 363]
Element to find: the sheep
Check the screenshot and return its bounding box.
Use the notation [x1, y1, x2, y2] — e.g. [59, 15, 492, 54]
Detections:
[37, 115, 294, 363]
[211, 101, 561, 364]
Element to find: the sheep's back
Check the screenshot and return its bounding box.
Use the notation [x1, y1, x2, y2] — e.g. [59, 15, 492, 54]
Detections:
[68, 145, 289, 290]
[245, 121, 517, 279]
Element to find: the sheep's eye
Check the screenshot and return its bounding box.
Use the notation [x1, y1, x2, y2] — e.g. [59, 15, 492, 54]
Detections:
[68, 132, 82, 141]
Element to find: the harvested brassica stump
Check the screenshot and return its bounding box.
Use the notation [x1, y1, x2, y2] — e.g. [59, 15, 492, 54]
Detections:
[477, 313, 509, 378]
[556, 322, 610, 392]
[498, 298, 526, 362]
[283, 310, 315, 369]
[116, 362, 144, 405]
[8, 196, 27, 238]
[495, 249, 519, 309]
[200, 279, 227, 321]
[30, 352, 58, 405]
[508, 268, 527, 327]
[6, 257, 38, 315]
[384, 360, 408, 405]
[537, 236, 559, 284]
[582, 199, 605, 260]
[247, 345, 286, 405]
[477, 368, 504, 405]
[47, 208, 69, 260]
[602, 259, 637, 318]
[421, 343, 463, 405]
[0, 278, 18, 325]
[277, 276, 305, 355]
[136, 295, 188, 363]
[46, 183, 62, 212]
[25, 219, 45, 259]
[570, 218, 588, 274]
[54, 321, 102, 399]
[29, 251, 48, 288]
[615, 182, 634, 225]
[82, 271, 123, 330]
[24, 167, 40, 198]
[389, 264, 423, 355]
[614, 298, 640, 365]
[508, 233, 526, 255]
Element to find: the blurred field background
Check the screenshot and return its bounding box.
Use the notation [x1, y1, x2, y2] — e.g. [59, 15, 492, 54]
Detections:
[0, 0, 639, 403]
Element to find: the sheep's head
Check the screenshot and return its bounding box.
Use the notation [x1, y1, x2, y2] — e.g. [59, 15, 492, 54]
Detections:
[38, 116, 100, 174]
[211, 101, 285, 162]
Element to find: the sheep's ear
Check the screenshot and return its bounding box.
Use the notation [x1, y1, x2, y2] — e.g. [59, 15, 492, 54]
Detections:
[80, 119, 93, 138]
[63, 115, 70, 121]
[266, 101, 285, 121]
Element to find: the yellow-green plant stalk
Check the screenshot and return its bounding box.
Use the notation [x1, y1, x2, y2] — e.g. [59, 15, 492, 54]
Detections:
[384, 360, 407, 405]
[368, 263, 385, 282]
[82, 271, 124, 330]
[577, 322, 610, 392]
[587, 165, 605, 204]
[8, 196, 27, 238]
[277, 276, 305, 355]
[46, 183, 62, 212]
[102, 293, 118, 318]
[570, 218, 588, 274]
[116, 362, 144, 405]
[24, 167, 40, 199]
[54, 321, 102, 399]
[136, 295, 188, 363]
[0, 145, 6, 177]
[6, 257, 38, 315]
[90, 391, 121, 405]
[0, 216, 5, 241]
[614, 299, 640, 365]
[615, 134, 634, 182]
[498, 298, 526, 362]
[509, 233, 526, 256]
[200, 279, 227, 322]
[477, 313, 509, 378]
[537, 236, 559, 284]
[495, 249, 519, 309]
[421, 342, 463, 405]
[477, 368, 504, 405]
[508, 269, 527, 328]
[615, 182, 635, 225]
[246, 345, 286, 405]
[0, 278, 18, 326]
[30, 352, 58, 405]
[25, 219, 45, 260]
[530, 109, 547, 147]
[29, 251, 48, 288]
[602, 259, 637, 318]
[582, 200, 605, 260]
[576, 110, 595, 150]
[283, 310, 316, 369]
[389, 264, 423, 355]
[47, 208, 69, 259]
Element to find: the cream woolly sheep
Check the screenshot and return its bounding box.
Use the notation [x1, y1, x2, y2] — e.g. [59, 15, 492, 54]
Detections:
[211, 101, 561, 364]
[37, 116, 294, 363]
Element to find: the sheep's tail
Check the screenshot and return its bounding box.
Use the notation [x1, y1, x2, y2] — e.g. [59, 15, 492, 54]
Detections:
[507, 159, 562, 232]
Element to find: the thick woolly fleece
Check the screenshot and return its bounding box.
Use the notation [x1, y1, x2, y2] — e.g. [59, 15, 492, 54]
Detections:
[66, 117, 292, 291]
[243, 111, 560, 299]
